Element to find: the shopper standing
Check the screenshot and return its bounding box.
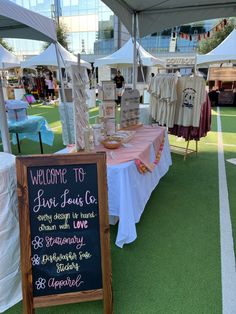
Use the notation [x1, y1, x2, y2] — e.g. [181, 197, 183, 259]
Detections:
[45, 73, 55, 104]
[113, 70, 125, 106]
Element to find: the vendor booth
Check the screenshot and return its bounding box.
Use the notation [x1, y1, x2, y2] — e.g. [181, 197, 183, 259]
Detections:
[94, 38, 165, 68]
[21, 42, 91, 70]
[0, 44, 22, 101]
[0, 0, 235, 313]
[207, 66, 236, 106]
[94, 38, 165, 109]
[0, 0, 57, 154]
[197, 29, 236, 106]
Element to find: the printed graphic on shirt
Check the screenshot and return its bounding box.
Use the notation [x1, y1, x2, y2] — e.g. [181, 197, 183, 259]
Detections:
[182, 88, 196, 109]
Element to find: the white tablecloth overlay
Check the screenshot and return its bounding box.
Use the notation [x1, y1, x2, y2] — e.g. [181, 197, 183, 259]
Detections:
[0, 153, 22, 313]
[107, 131, 172, 247]
[57, 130, 172, 248]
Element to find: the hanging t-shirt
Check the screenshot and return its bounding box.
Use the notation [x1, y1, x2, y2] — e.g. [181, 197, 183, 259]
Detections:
[151, 74, 177, 128]
[175, 76, 206, 127]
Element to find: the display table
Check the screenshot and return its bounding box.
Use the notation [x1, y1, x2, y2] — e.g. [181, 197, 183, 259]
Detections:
[57, 126, 172, 247]
[0, 153, 22, 312]
[7, 116, 54, 153]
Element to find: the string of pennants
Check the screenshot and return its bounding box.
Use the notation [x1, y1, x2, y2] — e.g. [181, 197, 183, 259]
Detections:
[173, 19, 228, 41]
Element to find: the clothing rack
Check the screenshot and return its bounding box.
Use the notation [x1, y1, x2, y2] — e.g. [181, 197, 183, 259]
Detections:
[170, 139, 198, 160]
[149, 74, 210, 161]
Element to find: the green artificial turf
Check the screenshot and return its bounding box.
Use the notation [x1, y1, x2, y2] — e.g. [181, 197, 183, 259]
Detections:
[2, 105, 236, 313]
[218, 107, 236, 256]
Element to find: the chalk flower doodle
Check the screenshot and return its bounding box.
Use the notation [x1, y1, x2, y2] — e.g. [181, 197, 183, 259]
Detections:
[35, 277, 46, 290]
[32, 236, 44, 250]
[31, 254, 40, 266]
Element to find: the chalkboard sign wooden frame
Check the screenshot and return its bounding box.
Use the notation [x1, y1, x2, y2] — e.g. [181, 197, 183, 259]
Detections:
[16, 152, 113, 314]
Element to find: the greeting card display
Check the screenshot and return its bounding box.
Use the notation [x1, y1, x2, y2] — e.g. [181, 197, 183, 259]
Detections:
[103, 102, 116, 118]
[105, 118, 116, 136]
[97, 81, 117, 138]
[120, 89, 140, 128]
[16, 153, 112, 314]
[101, 81, 116, 101]
[69, 64, 90, 150]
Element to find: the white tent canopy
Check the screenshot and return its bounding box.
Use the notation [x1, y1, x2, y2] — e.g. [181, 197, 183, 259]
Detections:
[94, 38, 165, 68]
[21, 43, 91, 69]
[100, 0, 235, 88]
[196, 29, 236, 66]
[0, 0, 57, 153]
[101, 0, 236, 38]
[0, 44, 20, 69]
[0, 0, 57, 42]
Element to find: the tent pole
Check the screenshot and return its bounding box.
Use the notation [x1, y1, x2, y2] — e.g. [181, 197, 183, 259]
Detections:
[54, 42, 72, 144]
[132, 12, 137, 89]
[0, 76, 11, 153]
[194, 55, 197, 75]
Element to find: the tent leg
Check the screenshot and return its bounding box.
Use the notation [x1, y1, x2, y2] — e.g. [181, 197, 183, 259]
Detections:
[54, 42, 72, 144]
[132, 12, 137, 90]
[0, 77, 11, 153]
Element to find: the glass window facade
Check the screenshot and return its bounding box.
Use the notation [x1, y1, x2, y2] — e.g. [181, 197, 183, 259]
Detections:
[7, 0, 114, 57]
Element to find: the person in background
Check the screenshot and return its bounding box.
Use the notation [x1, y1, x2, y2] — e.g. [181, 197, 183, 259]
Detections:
[148, 72, 155, 92]
[113, 70, 125, 106]
[45, 72, 56, 104]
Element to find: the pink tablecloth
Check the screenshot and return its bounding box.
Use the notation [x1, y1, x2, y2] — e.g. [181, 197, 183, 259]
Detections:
[96, 126, 166, 171]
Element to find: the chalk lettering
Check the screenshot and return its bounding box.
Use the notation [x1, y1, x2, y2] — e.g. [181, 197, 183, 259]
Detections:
[60, 189, 84, 208]
[78, 251, 92, 260]
[39, 224, 56, 231]
[37, 214, 52, 223]
[29, 168, 67, 185]
[56, 262, 80, 273]
[58, 223, 70, 230]
[45, 236, 85, 250]
[73, 220, 88, 229]
[33, 189, 59, 213]
[53, 213, 70, 222]
[80, 211, 96, 219]
[41, 252, 77, 265]
[73, 167, 86, 183]
[85, 190, 97, 205]
[48, 275, 84, 290]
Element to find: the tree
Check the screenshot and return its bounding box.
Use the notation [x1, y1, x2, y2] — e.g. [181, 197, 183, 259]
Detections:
[198, 19, 235, 54]
[43, 22, 70, 50]
[0, 38, 14, 52]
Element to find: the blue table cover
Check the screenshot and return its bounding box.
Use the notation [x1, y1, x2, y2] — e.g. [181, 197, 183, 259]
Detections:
[7, 116, 54, 146]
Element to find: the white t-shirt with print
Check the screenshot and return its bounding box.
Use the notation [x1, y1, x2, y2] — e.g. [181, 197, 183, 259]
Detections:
[175, 77, 206, 127]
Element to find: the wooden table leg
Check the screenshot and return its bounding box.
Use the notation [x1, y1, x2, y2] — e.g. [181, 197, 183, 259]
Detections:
[16, 133, 21, 153]
[38, 132, 43, 154]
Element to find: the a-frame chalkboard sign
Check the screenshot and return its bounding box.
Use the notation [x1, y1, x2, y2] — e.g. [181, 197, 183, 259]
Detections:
[16, 152, 113, 314]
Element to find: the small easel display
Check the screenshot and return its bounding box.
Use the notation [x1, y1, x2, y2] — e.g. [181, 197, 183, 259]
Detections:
[16, 152, 113, 314]
[120, 89, 140, 129]
[98, 81, 116, 136]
